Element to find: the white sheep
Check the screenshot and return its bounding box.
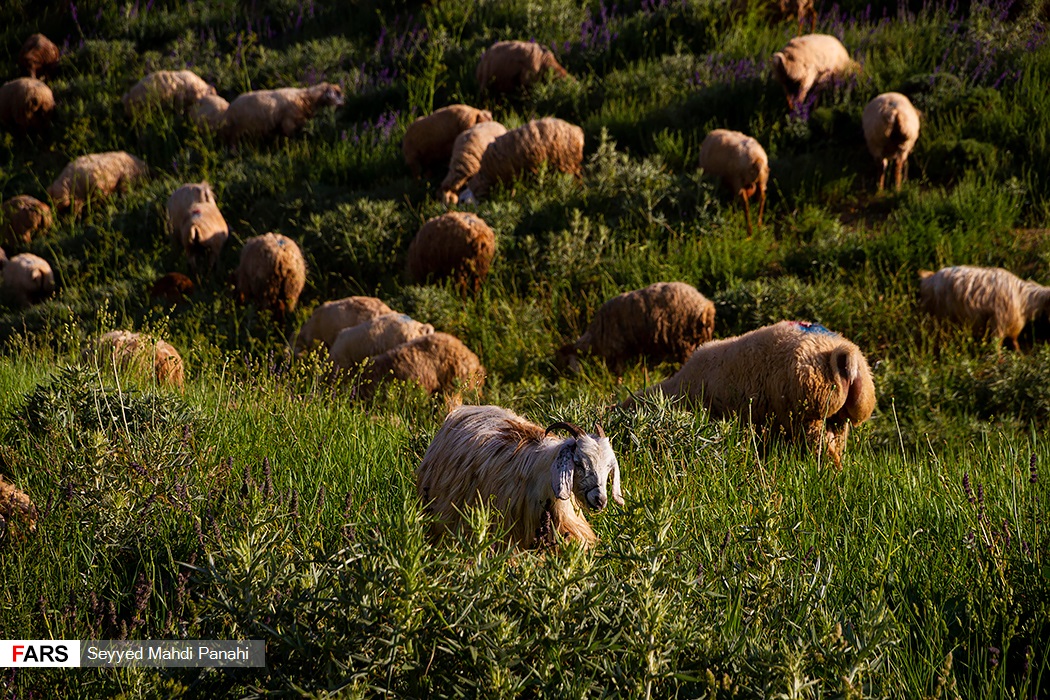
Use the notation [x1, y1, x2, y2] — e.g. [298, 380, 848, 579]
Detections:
[294, 296, 395, 356]
[475, 41, 571, 94]
[221, 82, 344, 142]
[0, 474, 38, 537]
[0, 77, 55, 131]
[166, 181, 216, 237]
[18, 34, 60, 81]
[771, 33, 855, 110]
[189, 94, 229, 131]
[699, 129, 769, 237]
[122, 70, 217, 116]
[918, 266, 1050, 351]
[329, 313, 434, 369]
[235, 232, 306, 319]
[360, 332, 485, 400]
[176, 201, 229, 273]
[93, 330, 186, 390]
[623, 320, 876, 468]
[440, 121, 508, 204]
[0, 251, 54, 306]
[1, 195, 52, 246]
[417, 406, 623, 548]
[862, 92, 920, 191]
[47, 151, 149, 214]
[401, 104, 493, 178]
[465, 117, 584, 200]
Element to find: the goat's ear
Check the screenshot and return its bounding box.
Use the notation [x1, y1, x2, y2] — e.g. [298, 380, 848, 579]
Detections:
[611, 460, 624, 506]
[551, 441, 575, 500]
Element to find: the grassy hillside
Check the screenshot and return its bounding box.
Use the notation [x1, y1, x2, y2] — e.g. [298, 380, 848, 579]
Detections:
[1, 0, 1049, 696]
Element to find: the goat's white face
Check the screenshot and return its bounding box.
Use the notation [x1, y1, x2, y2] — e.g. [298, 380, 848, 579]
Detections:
[551, 434, 624, 512]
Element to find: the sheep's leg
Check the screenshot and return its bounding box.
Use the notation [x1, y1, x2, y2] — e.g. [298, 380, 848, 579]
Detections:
[893, 157, 905, 190]
[757, 187, 766, 229]
[740, 190, 754, 238]
[1009, 335, 1021, 352]
[876, 158, 887, 192]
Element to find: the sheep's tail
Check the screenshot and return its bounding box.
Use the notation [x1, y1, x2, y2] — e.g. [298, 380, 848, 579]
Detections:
[887, 107, 908, 148]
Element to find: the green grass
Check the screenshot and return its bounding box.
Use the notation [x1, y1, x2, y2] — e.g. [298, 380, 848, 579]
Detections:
[1, 0, 1050, 696]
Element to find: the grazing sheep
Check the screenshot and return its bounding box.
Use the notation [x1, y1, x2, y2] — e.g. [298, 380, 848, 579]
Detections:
[862, 92, 921, 192]
[402, 104, 493, 178]
[0, 252, 54, 306]
[18, 34, 60, 80]
[465, 118, 584, 200]
[623, 320, 876, 468]
[360, 332, 485, 399]
[93, 330, 185, 390]
[771, 34, 855, 110]
[235, 233, 306, 318]
[1, 195, 52, 246]
[406, 211, 496, 287]
[559, 282, 716, 375]
[417, 406, 623, 548]
[440, 121, 508, 204]
[0, 475, 38, 537]
[221, 82, 344, 142]
[330, 313, 435, 369]
[294, 296, 395, 356]
[166, 181, 216, 236]
[150, 272, 195, 305]
[122, 70, 217, 116]
[918, 266, 1050, 351]
[189, 94, 229, 131]
[0, 78, 55, 131]
[476, 40, 570, 94]
[47, 151, 149, 214]
[176, 201, 229, 272]
[699, 129, 769, 238]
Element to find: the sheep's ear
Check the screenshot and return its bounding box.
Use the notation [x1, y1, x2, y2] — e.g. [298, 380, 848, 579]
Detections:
[551, 441, 575, 500]
[611, 460, 624, 506]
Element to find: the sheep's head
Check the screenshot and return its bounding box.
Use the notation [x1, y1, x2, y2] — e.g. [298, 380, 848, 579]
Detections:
[547, 422, 623, 512]
[317, 83, 344, 108]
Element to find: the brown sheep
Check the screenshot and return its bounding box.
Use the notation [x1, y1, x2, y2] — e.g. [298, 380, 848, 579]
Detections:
[476, 40, 570, 94]
[150, 272, 195, 305]
[559, 282, 716, 375]
[918, 266, 1050, 351]
[47, 151, 149, 214]
[122, 70, 217, 116]
[771, 33, 855, 110]
[330, 313, 435, 369]
[440, 121, 508, 204]
[18, 34, 60, 81]
[0, 475, 38, 538]
[190, 94, 229, 131]
[0, 78, 55, 131]
[1, 252, 54, 306]
[402, 104, 493, 178]
[699, 129, 769, 237]
[294, 296, 395, 356]
[1, 195, 52, 247]
[222, 82, 344, 142]
[177, 201, 229, 273]
[862, 92, 921, 192]
[623, 320, 876, 468]
[406, 212, 496, 288]
[93, 330, 185, 390]
[235, 233, 306, 319]
[465, 118, 584, 200]
[360, 332, 485, 400]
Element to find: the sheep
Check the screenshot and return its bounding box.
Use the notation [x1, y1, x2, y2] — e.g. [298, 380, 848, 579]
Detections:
[360, 332, 485, 400]
[918, 266, 1050, 351]
[47, 151, 149, 214]
[440, 121, 508, 204]
[775, 0, 817, 33]
[235, 232, 306, 319]
[862, 92, 921, 192]
[149, 272, 195, 305]
[166, 181, 216, 236]
[406, 211, 496, 287]
[1, 195, 52, 246]
[176, 201, 229, 273]
[221, 82, 344, 142]
[294, 296, 394, 356]
[0, 475, 38, 538]
[329, 313, 435, 369]
[464, 118, 584, 200]
[0, 252, 54, 306]
[189, 94, 229, 131]
[0, 78, 55, 131]
[771, 34, 855, 111]
[93, 330, 185, 390]
[559, 282, 716, 375]
[121, 70, 217, 116]
[417, 406, 623, 549]
[401, 104, 493, 178]
[475, 40, 570, 94]
[699, 129, 769, 238]
[18, 34, 60, 81]
[623, 320, 876, 468]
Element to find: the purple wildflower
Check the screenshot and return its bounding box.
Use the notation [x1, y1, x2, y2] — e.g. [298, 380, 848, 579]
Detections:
[963, 472, 974, 503]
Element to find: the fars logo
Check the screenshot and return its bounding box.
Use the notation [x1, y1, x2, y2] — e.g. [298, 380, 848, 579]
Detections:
[0, 641, 81, 667]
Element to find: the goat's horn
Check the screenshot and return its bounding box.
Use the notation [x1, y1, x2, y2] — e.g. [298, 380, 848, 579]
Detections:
[545, 421, 585, 439]
[594, 423, 606, 438]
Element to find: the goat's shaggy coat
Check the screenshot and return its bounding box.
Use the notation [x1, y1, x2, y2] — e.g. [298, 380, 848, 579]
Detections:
[771, 34, 854, 110]
[562, 282, 716, 375]
[235, 233, 306, 318]
[699, 129, 769, 237]
[361, 332, 485, 399]
[47, 151, 149, 214]
[402, 104, 493, 178]
[18, 34, 59, 80]
[94, 330, 185, 390]
[1, 195, 51, 246]
[122, 70, 216, 115]
[476, 41, 570, 93]
[862, 92, 920, 192]
[294, 296, 395, 356]
[0, 475, 38, 537]
[440, 121, 508, 204]
[222, 82, 343, 141]
[406, 212, 496, 286]
[330, 313, 434, 369]
[189, 94, 229, 131]
[466, 118, 584, 199]
[417, 406, 623, 548]
[918, 266, 1050, 351]
[0, 78, 54, 131]
[625, 320, 875, 467]
[1, 252, 54, 306]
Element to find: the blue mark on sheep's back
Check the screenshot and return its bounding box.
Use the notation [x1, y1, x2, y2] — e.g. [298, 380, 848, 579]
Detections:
[790, 321, 837, 336]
